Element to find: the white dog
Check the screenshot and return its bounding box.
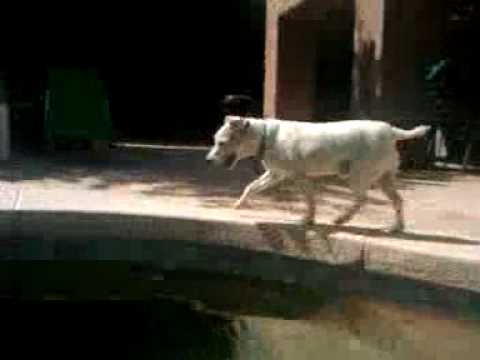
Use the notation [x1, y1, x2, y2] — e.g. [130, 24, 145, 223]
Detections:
[206, 116, 430, 232]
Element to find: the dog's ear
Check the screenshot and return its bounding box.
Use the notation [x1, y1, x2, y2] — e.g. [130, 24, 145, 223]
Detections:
[225, 116, 250, 131]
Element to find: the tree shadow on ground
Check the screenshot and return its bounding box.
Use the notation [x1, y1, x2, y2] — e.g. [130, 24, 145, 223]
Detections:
[1, 148, 477, 201]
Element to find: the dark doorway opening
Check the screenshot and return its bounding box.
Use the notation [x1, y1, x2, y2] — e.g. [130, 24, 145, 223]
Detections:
[4, 1, 266, 150]
[314, 7, 354, 120]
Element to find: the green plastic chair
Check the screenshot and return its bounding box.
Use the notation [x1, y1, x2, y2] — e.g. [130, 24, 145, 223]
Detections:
[44, 68, 113, 150]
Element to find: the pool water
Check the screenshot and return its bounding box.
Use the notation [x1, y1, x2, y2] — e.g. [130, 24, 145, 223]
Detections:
[3, 296, 479, 360]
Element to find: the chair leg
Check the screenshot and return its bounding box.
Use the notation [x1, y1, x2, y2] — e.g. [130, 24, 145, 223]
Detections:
[463, 142, 473, 171]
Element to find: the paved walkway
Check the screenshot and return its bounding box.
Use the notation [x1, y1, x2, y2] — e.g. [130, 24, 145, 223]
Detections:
[3, 146, 480, 235]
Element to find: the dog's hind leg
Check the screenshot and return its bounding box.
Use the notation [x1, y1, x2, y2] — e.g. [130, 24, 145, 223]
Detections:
[234, 170, 287, 209]
[296, 179, 316, 225]
[378, 172, 404, 232]
[333, 194, 367, 226]
[333, 167, 371, 226]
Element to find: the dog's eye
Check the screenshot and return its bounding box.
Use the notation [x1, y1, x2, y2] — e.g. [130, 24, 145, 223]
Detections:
[218, 141, 226, 147]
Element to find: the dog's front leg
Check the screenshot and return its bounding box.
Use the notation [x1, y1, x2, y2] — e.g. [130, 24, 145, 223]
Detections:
[234, 170, 285, 209]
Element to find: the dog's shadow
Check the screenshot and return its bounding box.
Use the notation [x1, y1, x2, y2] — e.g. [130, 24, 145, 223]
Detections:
[317, 223, 478, 245]
[255, 221, 479, 258]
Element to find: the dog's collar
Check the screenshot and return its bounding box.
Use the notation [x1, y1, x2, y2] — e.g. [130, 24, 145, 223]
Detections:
[256, 120, 278, 160]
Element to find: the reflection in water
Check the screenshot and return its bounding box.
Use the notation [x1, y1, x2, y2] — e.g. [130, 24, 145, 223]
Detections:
[237, 295, 480, 360]
[2, 296, 480, 359]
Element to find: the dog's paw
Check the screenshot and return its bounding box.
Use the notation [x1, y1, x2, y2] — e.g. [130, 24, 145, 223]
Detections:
[233, 201, 242, 209]
[385, 223, 404, 234]
[301, 217, 315, 227]
[233, 200, 250, 209]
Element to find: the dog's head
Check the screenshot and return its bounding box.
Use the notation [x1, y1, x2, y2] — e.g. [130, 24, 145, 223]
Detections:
[206, 116, 254, 169]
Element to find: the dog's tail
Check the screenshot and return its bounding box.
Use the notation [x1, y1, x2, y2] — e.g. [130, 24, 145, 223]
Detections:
[392, 125, 431, 141]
